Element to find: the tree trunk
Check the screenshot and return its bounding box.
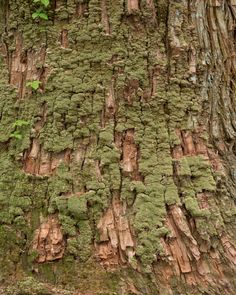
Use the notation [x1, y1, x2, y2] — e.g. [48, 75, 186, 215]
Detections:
[0, 0, 236, 294]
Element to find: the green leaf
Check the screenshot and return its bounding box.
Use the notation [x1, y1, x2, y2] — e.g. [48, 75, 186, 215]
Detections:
[38, 12, 48, 20]
[33, 0, 49, 6]
[41, 0, 49, 7]
[26, 80, 41, 90]
[32, 9, 48, 20]
[10, 131, 23, 140]
[32, 12, 40, 19]
[13, 120, 29, 128]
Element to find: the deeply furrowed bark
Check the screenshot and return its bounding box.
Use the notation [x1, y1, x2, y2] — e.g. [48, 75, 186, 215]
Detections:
[0, 0, 236, 294]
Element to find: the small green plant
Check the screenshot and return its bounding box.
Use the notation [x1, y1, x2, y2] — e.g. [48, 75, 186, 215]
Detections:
[26, 80, 41, 90]
[13, 120, 30, 128]
[10, 130, 23, 140]
[32, 10, 48, 20]
[33, 0, 49, 6]
[32, 0, 49, 20]
[10, 120, 29, 140]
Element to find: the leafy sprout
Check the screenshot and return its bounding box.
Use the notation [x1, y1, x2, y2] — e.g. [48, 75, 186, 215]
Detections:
[32, 0, 49, 20]
[12, 120, 30, 128]
[26, 80, 41, 90]
[10, 131, 23, 140]
[33, 0, 49, 7]
[10, 120, 30, 140]
[32, 9, 48, 20]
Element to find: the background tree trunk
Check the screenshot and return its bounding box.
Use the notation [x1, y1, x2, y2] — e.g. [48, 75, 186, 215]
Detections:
[0, 0, 236, 294]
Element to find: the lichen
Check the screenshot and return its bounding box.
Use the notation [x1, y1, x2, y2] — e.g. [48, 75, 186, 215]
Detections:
[0, 1, 235, 294]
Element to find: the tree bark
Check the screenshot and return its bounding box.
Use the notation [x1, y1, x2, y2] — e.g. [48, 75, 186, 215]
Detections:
[0, 0, 236, 294]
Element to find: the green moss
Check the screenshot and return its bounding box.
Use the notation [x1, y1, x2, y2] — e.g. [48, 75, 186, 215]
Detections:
[27, 249, 39, 264]
[133, 186, 167, 267]
[9, 206, 24, 217]
[37, 263, 56, 284]
[14, 215, 27, 227]
[176, 158, 191, 176]
[0, 225, 25, 278]
[5, 276, 52, 295]
[136, 228, 167, 271]
[99, 128, 114, 145]
[121, 178, 136, 205]
[86, 190, 108, 222]
[164, 178, 180, 205]
[77, 220, 93, 261]
[130, 181, 146, 193]
[59, 214, 77, 236]
[67, 237, 79, 256]
[99, 146, 120, 166]
[68, 195, 88, 220]
[186, 156, 216, 192]
[9, 196, 32, 211]
[184, 196, 210, 218]
[0, 1, 233, 293]
[55, 196, 68, 214]
[108, 163, 121, 190]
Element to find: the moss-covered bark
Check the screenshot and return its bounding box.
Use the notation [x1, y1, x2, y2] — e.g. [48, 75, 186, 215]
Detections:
[0, 0, 236, 294]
